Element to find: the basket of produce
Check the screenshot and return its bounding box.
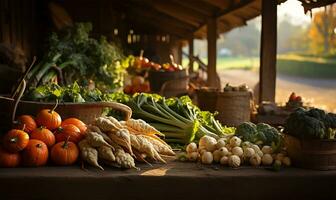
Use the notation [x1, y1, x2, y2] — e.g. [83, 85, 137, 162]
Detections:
[215, 83, 252, 126]
[283, 107, 336, 170]
[0, 81, 132, 133]
[147, 55, 188, 94]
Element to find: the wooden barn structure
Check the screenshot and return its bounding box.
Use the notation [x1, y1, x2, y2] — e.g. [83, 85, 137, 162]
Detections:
[0, 0, 334, 101]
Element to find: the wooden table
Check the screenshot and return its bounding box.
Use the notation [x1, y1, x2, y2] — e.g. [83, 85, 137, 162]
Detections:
[1, 161, 335, 200]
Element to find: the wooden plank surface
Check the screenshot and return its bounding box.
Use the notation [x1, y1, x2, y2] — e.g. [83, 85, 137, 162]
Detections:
[0, 161, 335, 200]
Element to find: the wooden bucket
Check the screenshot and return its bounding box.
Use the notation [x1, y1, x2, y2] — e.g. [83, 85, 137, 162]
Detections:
[284, 134, 336, 170]
[148, 69, 188, 93]
[195, 88, 219, 113]
[215, 91, 252, 126]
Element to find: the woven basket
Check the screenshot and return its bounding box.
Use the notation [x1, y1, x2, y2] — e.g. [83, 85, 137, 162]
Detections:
[195, 88, 219, 113]
[0, 96, 132, 133]
[215, 91, 252, 126]
[284, 134, 336, 170]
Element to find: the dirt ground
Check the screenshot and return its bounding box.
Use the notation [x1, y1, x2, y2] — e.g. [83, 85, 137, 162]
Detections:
[218, 69, 336, 112]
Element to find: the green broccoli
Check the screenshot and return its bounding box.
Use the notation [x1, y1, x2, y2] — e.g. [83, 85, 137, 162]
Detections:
[235, 122, 258, 142]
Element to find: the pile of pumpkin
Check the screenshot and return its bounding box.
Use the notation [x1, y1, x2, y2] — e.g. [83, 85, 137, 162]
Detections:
[0, 107, 87, 168]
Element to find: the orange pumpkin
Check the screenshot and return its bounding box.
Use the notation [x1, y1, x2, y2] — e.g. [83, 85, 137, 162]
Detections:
[0, 146, 21, 167]
[22, 139, 48, 167]
[30, 127, 55, 148]
[3, 129, 29, 153]
[55, 124, 82, 144]
[14, 115, 37, 133]
[51, 138, 79, 165]
[36, 105, 62, 130]
[61, 118, 87, 135]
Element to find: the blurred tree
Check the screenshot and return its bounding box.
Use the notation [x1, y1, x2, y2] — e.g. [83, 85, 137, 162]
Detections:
[308, 5, 336, 54]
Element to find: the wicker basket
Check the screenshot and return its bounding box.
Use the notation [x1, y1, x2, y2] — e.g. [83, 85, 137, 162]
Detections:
[0, 96, 132, 133]
[284, 134, 336, 170]
[195, 88, 219, 113]
[215, 91, 252, 126]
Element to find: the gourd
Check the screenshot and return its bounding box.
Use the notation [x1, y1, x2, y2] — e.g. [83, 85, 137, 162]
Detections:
[22, 139, 48, 166]
[30, 127, 55, 148]
[3, 129, 29, 153]
[0, 146, 21, 167]
[51, 138, 79, 165]
[55, 124, 82, 144]
[220, 156, 229, 165]
[14, 115, 37, 134]
[35, 105, 62, 130]
[61, 118, 87, 135]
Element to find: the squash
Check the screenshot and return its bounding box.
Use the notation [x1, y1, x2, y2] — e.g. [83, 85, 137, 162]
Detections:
[3, 129, 29, 153]
[30, 127, 56, 148]
[14, 115, 37, 134]
[51, 138, 79, 165]
[36, 104, 62, 130]
[0, 146, 21, 167]
[55, 124, 82, 144]
[22, 139, 48, 167]
[61, 118, 87, 135]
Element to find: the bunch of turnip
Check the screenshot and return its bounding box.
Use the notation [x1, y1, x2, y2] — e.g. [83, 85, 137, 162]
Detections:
[179, 135, 291, 169]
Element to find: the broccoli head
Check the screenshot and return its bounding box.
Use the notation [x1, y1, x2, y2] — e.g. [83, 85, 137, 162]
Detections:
[235, 122, 258, 142]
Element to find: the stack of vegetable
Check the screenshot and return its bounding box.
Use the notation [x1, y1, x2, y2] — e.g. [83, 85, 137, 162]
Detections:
[178, 135, 291, 169]
[26, 23, 129, 91]
[110, 93, 235, 145]
[284, 108, 336, 139]
[79, 116, 175, 170]
[0, 106, 86, 168]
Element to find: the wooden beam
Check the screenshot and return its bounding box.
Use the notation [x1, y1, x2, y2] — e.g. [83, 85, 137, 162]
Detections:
[128, 16, 191, 38]
[202, 0, 234, 9]
[216, 0, 254, 18]
[171, 0, 218, 17]
[144, 0, 206, 27]
[259, 0, 277, 103]
[188, 38, 194, 72]
[207, 17, 217, 88]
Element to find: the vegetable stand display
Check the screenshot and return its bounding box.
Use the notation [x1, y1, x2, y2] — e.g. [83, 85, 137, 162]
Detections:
[1, 23, 335, 200]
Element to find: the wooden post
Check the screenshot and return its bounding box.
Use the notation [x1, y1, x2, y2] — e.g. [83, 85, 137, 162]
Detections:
[177, 42, 182, 65]
[188, 37, 194, 72]
[259, 0, 277, 103]
[207, 17, 217, 88]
